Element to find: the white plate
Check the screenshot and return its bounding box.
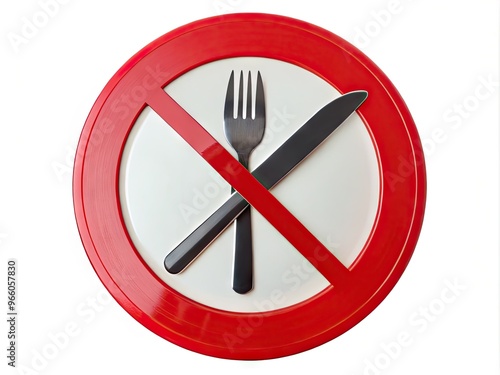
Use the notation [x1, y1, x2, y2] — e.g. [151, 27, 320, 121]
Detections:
[119, 57, 380, 312]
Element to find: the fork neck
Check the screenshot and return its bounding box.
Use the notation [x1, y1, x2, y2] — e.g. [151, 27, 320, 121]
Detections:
[237, 153, 250, 170]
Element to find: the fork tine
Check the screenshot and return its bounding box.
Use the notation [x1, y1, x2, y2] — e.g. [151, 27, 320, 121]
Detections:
[224, 70, 234, 119]
[246, 71, 252, 119]
[237, 71, 244, 118]
[255, 71, 265, 119]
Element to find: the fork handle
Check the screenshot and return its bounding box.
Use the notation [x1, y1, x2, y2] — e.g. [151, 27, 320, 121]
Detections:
[232, 153, 253, 294]
[233, 206, 253, 294]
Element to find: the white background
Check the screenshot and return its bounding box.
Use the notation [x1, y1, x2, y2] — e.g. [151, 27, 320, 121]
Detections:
[0, 0, 498, 374]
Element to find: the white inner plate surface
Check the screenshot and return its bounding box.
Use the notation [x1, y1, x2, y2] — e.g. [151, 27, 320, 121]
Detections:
[119, 57, 380, 312]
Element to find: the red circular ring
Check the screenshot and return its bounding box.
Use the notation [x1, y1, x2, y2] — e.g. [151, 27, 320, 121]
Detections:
[73, 13, 426, 359]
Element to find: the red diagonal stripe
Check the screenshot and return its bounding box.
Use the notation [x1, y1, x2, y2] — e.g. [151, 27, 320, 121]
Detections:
[147, 87, 350, 287]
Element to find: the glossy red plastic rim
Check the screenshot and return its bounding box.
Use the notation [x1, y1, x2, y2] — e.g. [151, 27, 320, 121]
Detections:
[73, 13, 426, 360]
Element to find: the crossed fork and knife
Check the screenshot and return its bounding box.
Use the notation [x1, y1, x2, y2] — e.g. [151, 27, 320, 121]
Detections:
[164, 70, 368, 294]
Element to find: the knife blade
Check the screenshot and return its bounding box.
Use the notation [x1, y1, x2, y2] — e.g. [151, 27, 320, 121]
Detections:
[165, 90, 368, 274]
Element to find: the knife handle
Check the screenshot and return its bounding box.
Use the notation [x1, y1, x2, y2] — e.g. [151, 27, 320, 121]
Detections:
[165, 193, 248, 273]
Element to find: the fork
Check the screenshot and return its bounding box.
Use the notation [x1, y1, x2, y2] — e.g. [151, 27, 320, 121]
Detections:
[223, 70, 266, 294]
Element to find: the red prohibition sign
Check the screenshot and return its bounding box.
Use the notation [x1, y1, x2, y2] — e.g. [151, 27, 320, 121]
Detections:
[74, 13, 426, 359]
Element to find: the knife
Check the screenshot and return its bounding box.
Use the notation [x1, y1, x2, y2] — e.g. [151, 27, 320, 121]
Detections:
[165, 90, 368, 274]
